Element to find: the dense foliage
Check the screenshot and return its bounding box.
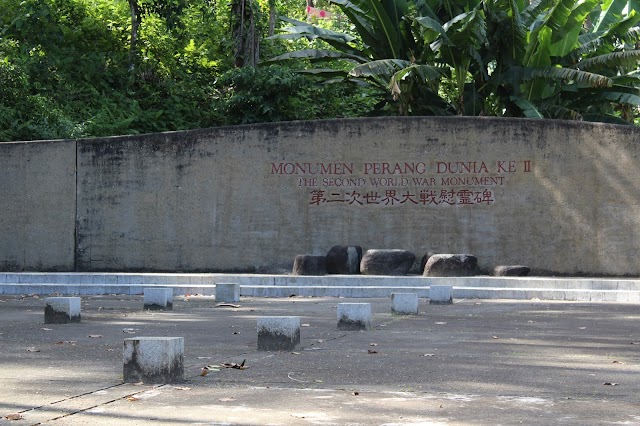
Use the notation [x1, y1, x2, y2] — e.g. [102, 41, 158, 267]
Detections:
[269, 0, 640, 123]
[0, 0, 372, 141]
[0, 0, 638, 141]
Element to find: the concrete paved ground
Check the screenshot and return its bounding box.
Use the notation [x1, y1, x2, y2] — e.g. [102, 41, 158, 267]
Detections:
[0, 295, 639, 425]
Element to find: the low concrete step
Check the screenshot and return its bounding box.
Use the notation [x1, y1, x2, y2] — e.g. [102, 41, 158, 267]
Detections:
[2, 273, 640, 301]
[2, 273, 640, 290]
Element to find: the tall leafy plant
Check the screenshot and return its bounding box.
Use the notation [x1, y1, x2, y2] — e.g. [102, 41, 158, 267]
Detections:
[267, 0, 640, 123]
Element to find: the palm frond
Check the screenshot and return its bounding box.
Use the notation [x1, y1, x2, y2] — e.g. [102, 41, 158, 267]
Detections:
[532, 67, 612, 87]
[264, 49, 368, 64]
[510, 96, 544, 118]
[576, 50, 640, 71]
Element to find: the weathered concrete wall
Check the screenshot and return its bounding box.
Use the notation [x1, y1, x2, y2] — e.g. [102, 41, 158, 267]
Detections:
[72, 117, 640, 275]
[3, 118, 640, 275]
[0, 140, 76, 271]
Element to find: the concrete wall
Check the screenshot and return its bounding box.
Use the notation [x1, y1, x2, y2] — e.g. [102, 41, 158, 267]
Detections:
[3, 117, 640, 275]
[0, 140, 76, 271]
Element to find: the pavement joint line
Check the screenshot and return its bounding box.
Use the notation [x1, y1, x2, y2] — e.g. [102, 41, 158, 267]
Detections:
[32, 383, 167, 425]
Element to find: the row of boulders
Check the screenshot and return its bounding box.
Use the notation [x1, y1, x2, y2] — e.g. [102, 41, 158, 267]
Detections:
[293, 245, 530, 277]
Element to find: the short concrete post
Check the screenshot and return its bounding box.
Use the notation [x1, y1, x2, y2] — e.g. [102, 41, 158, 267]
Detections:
[257, 317, 301, 351]
[429, 285, 453, 304]
[216, 283, 240, 303]
[143, 287, 173, 310]
[391, 293, 419, 315]
[123, 337, 184, 383]
[337, 303, 372, 330]
[44, 297, 81, 324]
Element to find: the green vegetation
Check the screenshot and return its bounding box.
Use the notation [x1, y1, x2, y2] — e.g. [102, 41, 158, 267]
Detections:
[0, 0, 638, 141]
[269, 0, 640, 123]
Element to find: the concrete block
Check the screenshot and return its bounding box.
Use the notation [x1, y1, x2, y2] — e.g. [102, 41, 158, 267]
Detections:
[337, 303, 372, 330]
[143, 287, 173, 310]
[216, 283, 240, 303]
[123, 337, 184, 383]
[257, 317, 301, 351]
[45, 297, 81, 324]
[391, 293, 419, 315]
[429, 285, 453, 304]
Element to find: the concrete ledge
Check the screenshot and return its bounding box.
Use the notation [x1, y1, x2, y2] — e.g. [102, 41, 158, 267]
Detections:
[216, 283, 240, 303]
[3, 274, 640, 301]
[143, 287, 173, 310]
[391, 293, 419, 315]
[337, 303, 372, 330]
[257, 317, 301, 351]
[123, 337, 184, 383]
[44, 297, 81, 324]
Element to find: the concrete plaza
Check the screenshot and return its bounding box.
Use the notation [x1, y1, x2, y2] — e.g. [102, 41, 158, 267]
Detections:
[1, 294, 639, 425]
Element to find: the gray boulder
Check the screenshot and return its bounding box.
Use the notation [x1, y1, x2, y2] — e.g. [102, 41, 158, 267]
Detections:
[493, 265, 531, 277]
[292, 255, 327, 276]
[360, 249, 415, 276]
[326, 245, 363, 274]
[423, 254, 478, 277]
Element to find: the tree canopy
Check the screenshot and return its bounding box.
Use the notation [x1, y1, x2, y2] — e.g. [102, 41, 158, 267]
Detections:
[0, 0, 638, 141]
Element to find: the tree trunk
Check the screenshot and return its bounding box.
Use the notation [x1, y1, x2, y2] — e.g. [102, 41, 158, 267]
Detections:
[232, 0, 259, 67]
[128, 0, 141, 71]
[268, 0, 276, 37]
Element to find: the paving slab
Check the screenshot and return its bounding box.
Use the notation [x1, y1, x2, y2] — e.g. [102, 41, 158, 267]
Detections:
[1, 295, 639, 425]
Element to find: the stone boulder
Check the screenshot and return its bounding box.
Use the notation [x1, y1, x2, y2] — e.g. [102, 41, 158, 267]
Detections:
[360, 249, 415, 276]
[325, 245, 363, 274]
[420, 251, 438, 272]
[423, 254, 478, 277]
[493, 265, 531, 277]
[292, 255, 327, 276]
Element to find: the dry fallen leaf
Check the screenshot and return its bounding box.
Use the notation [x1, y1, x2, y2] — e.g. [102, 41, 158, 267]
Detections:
[126, 396, 140, 401]
[5, 413, 24, 420]
[200, 368, 210, 377]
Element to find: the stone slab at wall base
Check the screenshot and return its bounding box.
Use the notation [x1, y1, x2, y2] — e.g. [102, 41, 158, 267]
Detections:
[3, 117, 640, 276]
[123, 337, 184, 384]
[44, 297, 81, 324]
